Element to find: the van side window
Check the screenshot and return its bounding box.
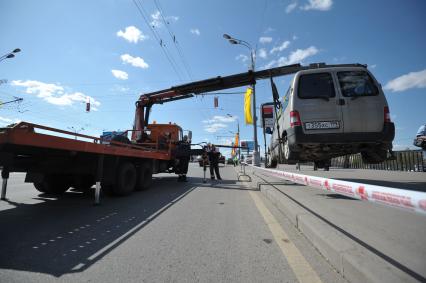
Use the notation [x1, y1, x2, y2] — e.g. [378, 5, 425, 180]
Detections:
[337, 71, 379, 97]
[298, 73, 335, 99]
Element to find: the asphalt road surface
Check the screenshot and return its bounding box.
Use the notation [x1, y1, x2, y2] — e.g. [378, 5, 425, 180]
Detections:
[0, 164, 343, 283]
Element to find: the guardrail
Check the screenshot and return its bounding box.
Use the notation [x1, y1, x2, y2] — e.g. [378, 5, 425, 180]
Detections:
[331, 150, 425, 172]
[246, 164, 426, 216]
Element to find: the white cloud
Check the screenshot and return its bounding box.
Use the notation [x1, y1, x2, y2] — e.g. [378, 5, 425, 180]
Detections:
[282, 46, 319, 65]
[204, 123, 228, 133]
[0, 116, 13, 123]
[292, 35, 298, 41]
[116, 26, 147, 43]
[264, 27, 275, 33]
[384, 69, 426, 92]
[301, 0, 333, 11]
[270, 40, 291, 54]
[11, 80, 101, 108]
[150, 10, 178, 28]
[111, 69, 128, 80]
[258, 48, 267, 59]
[263, 46, 319, 68]
[259, 36, 273, 44]
[120, 54, 149, 69]
[203, 115, 238, 124]
[190, 28, 200, 35]
[286, 2, 298, 13]
[236, 54, 249, 62]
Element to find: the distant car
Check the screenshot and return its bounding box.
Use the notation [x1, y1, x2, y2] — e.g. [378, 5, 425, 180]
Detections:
[413, 124, 426, 150]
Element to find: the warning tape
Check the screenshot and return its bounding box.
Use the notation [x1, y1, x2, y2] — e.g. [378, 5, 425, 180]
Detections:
[247, 165, 426, 216]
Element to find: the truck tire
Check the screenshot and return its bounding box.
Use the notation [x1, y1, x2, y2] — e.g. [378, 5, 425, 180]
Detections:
[283, 136, 297, 165]
[135, 163, 153, 191]
[34, 174, 70, 195]
[113, 162, 136, 196]
[268, 158, 278, 168]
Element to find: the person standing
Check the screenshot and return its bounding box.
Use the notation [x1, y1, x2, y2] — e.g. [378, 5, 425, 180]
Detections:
[208, 144, 222, 180]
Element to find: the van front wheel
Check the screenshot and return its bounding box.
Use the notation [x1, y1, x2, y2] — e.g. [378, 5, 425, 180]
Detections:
[283, 137, 298, 164]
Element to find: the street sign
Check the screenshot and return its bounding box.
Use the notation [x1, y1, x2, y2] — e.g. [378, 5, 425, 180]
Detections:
[240, 140, 255, 151]
[261, 103, 274, 134]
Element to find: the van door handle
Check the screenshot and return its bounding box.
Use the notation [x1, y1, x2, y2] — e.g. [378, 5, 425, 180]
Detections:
[337, 99, 345, 105]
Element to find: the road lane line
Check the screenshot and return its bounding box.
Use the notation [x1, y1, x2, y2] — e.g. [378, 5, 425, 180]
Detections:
[249, 190, 322, 283]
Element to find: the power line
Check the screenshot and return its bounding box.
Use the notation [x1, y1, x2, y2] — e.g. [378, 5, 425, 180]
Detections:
[133, 0, 185, 81]
[153, 0, 193, 80]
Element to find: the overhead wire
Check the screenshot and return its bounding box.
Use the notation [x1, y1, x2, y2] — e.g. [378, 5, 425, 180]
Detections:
[132, 0, 185, 82]
[153, 0, 193, 80]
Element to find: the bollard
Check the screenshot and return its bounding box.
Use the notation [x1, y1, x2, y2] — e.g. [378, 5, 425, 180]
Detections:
[94, 181, 101, 205]
[1, 169, 10, 200]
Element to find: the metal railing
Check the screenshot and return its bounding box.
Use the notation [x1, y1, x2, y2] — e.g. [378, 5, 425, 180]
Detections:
[331, 150, 426, 172]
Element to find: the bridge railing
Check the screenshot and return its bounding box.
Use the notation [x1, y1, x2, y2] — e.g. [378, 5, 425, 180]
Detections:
[331, 150, 425, 172]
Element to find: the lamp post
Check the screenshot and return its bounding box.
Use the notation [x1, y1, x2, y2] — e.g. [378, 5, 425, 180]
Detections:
[0, 48, 21, 63]
[223, 34, 260, 166]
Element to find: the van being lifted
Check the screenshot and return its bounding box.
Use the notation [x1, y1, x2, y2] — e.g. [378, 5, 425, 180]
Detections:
[268, 65, 395, 169]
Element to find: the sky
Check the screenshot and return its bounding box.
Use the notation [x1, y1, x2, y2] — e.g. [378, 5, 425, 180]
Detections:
[1, 0, 425, 157]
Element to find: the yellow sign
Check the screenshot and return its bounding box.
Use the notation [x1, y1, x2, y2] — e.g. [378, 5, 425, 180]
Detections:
[244, 87, 253, 124]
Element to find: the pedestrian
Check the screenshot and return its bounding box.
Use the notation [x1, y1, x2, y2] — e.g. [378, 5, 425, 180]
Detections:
[208, 144, 222, 180]
[176, 135, 190, 182]
[233, 155, 238, 167]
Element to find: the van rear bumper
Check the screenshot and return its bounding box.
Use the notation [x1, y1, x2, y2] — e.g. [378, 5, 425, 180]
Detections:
[287, 122, 395, 147]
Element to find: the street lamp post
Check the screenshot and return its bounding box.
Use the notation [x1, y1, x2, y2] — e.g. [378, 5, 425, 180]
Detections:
[0, 48, 21, 63]
[223, 34, 260, 166]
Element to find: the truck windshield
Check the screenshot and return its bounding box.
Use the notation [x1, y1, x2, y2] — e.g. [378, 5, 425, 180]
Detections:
[337, 71, 379, 97]
[298, 73, 335, 99]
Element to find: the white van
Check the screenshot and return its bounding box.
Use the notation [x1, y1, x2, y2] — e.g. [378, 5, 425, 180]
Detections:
[268, 65, 395, 169]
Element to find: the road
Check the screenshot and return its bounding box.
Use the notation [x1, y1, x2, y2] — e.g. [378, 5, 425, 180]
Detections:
[0, 164, 342, 283]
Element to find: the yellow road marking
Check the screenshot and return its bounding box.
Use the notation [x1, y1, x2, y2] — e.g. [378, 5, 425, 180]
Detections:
[249, 190, 322, 283]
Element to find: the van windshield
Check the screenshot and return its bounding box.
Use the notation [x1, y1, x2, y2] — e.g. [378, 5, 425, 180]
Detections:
[337, 71, 379, 97]
[298, 73, 335, 99]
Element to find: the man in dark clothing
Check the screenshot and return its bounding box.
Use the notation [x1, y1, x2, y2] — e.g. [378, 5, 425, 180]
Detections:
[207, 144, 222, 180]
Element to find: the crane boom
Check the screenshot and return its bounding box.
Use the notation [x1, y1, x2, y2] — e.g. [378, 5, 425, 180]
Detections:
[133, 62, 367, 140]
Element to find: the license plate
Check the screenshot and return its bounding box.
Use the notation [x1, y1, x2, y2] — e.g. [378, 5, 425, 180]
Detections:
[305, 121, 340, 130]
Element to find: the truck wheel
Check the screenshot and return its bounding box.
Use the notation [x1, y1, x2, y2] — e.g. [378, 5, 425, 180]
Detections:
[34, 175, 70, 195]
[113, 162, 136, 196]
[135, 163, 153, 191]
[283, 137, 297, 164]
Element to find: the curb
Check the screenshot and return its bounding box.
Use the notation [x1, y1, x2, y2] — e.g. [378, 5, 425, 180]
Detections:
[247, 171, 417, 283]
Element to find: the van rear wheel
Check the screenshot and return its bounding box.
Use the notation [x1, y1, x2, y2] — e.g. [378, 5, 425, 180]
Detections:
[283, 137, 297, 164]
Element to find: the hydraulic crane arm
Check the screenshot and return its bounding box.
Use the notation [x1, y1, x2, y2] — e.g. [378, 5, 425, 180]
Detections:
[133, 62, 367, 140]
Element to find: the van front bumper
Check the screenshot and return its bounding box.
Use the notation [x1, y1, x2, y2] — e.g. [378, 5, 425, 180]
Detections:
[287, 122, 395, 148]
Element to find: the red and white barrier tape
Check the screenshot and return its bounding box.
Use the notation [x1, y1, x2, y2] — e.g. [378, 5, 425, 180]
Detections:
[247, 165, 426, 216]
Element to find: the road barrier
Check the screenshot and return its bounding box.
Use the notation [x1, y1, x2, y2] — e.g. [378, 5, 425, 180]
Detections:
[247, 165, 426, 216]
[331, 150, 426, 172]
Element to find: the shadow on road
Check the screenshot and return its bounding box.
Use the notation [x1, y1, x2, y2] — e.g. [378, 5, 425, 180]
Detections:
[0, 176, 196, 277]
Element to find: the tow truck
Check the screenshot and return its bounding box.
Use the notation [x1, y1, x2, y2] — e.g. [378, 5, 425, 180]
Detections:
[0, 63, 366, 203]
